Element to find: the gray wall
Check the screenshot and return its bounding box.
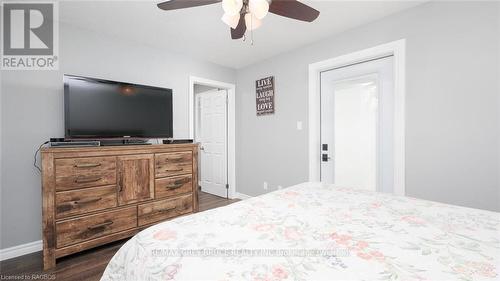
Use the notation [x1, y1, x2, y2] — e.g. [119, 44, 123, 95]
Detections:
[0, 23, 236, 249]
[235, 1, 500, 212]
[1, 0, 499, 251]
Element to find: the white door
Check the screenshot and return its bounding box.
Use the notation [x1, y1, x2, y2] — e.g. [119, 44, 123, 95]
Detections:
[195, 89, 228, 198]
[320, 56, 394, 193]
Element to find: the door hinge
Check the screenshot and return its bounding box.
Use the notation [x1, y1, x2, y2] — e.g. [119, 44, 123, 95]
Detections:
[225, 183, 229, 189]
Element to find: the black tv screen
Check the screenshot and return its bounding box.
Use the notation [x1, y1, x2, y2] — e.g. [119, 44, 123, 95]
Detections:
[64, 75, 173, 139]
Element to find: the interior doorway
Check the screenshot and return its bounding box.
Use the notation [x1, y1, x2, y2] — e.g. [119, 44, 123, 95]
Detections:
[320, 56, 394, 193]
[195, 87, 228, 197]
[189, 76, 236, 199]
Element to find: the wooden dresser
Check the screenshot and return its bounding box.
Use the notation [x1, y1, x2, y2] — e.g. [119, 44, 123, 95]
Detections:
[41, 144, 198, 270]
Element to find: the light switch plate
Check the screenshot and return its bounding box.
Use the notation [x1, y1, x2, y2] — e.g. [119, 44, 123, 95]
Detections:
[296, 121, 303, 130]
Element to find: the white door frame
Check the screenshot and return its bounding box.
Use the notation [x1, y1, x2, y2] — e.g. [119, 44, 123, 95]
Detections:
[308, 39, 406, 196]
[189, 76, 236, 199]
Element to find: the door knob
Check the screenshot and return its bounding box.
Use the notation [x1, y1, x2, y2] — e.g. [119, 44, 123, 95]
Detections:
[200, 146, 205, 151]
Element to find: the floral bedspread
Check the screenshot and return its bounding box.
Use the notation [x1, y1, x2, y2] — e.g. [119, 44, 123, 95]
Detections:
[101, 182, 499, 281]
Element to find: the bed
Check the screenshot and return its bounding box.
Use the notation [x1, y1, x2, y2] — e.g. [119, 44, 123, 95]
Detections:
[101, 182, 499, 281]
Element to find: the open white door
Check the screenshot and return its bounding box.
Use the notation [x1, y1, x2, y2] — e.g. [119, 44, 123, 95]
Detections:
[195, 89, 228, 198]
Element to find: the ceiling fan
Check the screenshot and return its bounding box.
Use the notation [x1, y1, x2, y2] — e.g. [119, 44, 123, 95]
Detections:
[157, 0, 320, 40]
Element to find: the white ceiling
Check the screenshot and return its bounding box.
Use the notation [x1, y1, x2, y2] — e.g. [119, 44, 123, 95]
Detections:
[59, 0, 425, 69]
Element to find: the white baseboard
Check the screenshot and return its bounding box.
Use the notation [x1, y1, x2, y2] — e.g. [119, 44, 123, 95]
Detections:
[0, 240, 42, 261]
[233, 192, 252, 200]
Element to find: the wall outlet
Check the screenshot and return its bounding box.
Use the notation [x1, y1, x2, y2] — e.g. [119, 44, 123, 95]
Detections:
[263, 182, 268, 190]
[296, 121, 303, 130]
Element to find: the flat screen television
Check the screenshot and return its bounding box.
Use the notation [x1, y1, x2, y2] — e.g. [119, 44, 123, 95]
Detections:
[64, 75, 173, 139]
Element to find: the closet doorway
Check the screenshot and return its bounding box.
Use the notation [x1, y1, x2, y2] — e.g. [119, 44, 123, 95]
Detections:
[308, 40, 406, 195]
[320, 56, 394, 193]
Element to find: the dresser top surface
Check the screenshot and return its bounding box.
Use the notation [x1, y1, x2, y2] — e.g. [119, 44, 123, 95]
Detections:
[42, 143, 199, 154]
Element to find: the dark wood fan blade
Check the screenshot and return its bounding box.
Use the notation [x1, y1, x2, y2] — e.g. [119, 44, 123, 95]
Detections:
[269, 0, 319, 22]
[231, 15, 246, 39]
[157, 0, 221, 11]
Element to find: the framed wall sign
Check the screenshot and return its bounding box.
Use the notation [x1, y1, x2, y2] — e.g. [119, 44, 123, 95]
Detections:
[255, 76, 275, 115]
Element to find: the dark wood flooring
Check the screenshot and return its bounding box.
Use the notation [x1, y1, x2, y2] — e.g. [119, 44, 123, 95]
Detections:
[0, 192, 240, 281]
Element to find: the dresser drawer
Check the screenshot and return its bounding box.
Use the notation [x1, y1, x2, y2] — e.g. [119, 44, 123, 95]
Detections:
[155, 175, 192, 199]
[55, 156, 116, 191]
[138, 194, 193, 226]
[55, 185, 117, 219]
[55, 206, 136, 248]
[155, 152, 192, 178]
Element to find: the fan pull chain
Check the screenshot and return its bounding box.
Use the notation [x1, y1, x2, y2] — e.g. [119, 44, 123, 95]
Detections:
[250, 13, 254, 45]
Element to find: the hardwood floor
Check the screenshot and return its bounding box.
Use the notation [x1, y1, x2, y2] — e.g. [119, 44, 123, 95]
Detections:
[0, 192, 240, 281]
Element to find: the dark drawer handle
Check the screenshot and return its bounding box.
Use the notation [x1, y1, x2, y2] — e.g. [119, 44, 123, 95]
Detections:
[156, 206, 177, 214]
[165, 178, 190, 189]
[165, 183, 183, 190]
[73, 197, 102, 205]
[74, 176, 102, 183]
[166, 183, 182, 189]
[164, 157, 185, 163]
[74, 163, 101, 168]
[87, 220, 113, 230]
[165, 168, 183, 172]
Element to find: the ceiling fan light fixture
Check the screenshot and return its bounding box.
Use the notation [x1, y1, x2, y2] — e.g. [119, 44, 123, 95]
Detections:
[156, 0, 321, 41]
[248, 0, 269, 20]
[244, 12, 261, 31]
[222, 0, 243, 16]
[221, 13, 240, 29]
